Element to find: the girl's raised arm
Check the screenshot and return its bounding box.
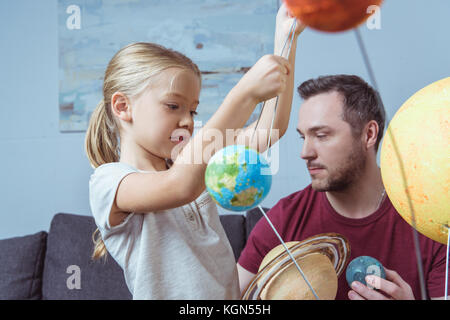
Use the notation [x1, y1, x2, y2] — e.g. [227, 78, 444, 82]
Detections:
[112, 55, 289, 220]
[236, 4, 305, 153]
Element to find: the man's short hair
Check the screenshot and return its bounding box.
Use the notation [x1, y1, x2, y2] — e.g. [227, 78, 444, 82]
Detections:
[297, 74, 386, 152]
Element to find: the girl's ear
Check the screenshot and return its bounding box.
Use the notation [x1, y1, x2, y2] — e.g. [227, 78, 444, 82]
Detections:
[111, 92, 132, 122]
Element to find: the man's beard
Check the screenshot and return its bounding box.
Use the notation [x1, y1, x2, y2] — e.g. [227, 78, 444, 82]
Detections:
[311, 143, 367, 192]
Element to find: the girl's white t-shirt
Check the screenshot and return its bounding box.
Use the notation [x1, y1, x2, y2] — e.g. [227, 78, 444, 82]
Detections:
[89, 162, 240, 300]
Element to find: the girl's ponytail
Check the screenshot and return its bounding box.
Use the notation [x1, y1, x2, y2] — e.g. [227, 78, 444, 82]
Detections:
[92, 228, 108, 261]
[85, 99, 119, 169]
[85, 100, 119, 261]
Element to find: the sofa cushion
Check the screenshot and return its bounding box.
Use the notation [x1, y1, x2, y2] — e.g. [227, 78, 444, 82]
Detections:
[42, 213, 131, 300]
[245, 207, 265, 240]
[0, 231, 47, 300]
[219, 214, 246, 260]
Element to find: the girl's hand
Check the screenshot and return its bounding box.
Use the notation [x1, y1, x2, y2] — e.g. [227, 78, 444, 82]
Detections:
[275, 3, 306, 56]
[238, 54, 291, 104]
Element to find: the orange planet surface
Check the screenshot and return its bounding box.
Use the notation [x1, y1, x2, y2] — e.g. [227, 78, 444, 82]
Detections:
[284, 0, 383, 32]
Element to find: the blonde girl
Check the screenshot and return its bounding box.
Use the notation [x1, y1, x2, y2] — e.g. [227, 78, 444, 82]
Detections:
[86, 5, 304, 299]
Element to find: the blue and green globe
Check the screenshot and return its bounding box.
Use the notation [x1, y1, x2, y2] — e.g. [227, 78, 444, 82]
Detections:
[205, 145, 272, 212]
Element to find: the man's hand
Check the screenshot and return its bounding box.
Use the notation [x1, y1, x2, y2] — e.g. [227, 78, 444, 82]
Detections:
[348, 268, 415, 300]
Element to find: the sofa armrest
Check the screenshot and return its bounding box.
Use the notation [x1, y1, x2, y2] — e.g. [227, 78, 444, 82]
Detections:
[0, 231, 47, 300]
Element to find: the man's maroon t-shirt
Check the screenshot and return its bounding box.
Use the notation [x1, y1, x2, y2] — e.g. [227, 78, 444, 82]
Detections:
[238, 185, 447, 300]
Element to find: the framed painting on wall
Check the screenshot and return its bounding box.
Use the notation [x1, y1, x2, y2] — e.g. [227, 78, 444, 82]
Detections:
[58, 0, 279, 132]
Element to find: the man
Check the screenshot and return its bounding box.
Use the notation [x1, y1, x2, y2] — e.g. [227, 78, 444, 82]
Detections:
[237, 75, 447, 300]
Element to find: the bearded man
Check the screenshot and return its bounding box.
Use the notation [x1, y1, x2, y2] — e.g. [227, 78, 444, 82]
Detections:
[237, 75, 447, 300]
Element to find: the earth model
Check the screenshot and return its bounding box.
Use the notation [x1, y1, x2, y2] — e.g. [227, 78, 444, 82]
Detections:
[205, 145, 272, 211]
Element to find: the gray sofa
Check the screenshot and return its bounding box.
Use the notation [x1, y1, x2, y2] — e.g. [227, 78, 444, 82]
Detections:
[0, 208, 265, 300]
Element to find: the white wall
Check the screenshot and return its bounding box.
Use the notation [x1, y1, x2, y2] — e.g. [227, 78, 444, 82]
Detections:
[1, 0, 449, 239]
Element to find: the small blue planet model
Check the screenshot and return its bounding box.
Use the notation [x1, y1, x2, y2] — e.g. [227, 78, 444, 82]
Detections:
[205, 145, 272, 211]
[346, 256, 386, 288]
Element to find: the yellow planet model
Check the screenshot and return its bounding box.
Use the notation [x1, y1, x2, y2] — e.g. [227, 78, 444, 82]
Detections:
[380, 77, 450, 244]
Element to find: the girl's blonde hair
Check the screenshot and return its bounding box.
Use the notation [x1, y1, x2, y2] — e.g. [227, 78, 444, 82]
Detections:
[85, 42, 201, 260]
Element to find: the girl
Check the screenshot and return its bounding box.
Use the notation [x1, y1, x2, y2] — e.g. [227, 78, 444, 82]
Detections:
[86, 5, 304, 299]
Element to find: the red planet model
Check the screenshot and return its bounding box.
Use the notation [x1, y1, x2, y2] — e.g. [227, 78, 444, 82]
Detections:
[284, 0, 383, 32]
